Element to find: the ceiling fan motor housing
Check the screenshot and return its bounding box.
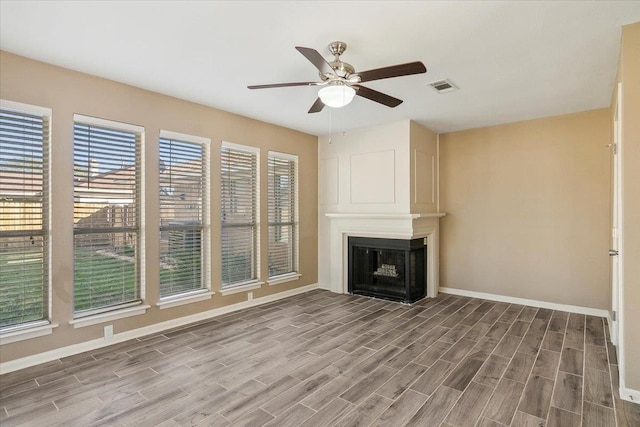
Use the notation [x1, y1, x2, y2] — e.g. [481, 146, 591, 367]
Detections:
[318, 41, 355, 80]
[323, 60, 355, 80]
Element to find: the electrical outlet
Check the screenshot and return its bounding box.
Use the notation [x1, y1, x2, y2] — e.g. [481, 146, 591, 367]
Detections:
[248, 291, 253, 301]
[104, 324, 114, 339]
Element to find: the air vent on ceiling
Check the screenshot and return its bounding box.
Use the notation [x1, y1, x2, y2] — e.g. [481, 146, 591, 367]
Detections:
[429, 79, 458, 93]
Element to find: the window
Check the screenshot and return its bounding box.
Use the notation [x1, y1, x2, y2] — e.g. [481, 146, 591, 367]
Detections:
[0, 102, 50, 330]
[267, 152, 298, 278]
[220, 142, 258, 288]
[159, 131, 208, 298]
[73, 115, 143, 315]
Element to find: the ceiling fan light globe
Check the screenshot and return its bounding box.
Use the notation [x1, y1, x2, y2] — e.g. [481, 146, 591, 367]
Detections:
[318, 85, 356, 108]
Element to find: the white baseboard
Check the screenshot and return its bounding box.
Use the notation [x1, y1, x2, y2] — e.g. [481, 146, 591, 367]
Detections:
[620, 386, 640, 403]
[439, 287, 609, 318]
[0, 283, 318, 375]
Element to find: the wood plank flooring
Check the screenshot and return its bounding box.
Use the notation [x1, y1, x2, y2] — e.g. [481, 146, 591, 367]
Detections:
[1, 290, 638, 426]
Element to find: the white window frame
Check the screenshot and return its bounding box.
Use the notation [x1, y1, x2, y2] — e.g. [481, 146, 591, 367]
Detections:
[266, 151, 300, 284]
[71, 114, 148, 321]
[220, 141, 261, 290]
[0, 100, 58, 342]
[156, 130, 212, 308]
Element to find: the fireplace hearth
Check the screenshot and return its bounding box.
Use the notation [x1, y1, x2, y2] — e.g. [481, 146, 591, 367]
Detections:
[348, 237, 426, 304]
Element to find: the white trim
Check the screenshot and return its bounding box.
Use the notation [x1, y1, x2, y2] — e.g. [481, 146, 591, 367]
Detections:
[69, 305, 151, 328]
[220, 142, 261, 285]
[267, 152, 300, 275]
[268, 273, 302, 286]
[0, 323, 59, 345]
[158, 130, 211, 296]
[325, 214, 443, 297]
[436, 133, 440, 213]
[268, 150, 299, 162]
[619, 387, 640, 403]
[156, 291, 214, 309]
[73, 113, 144, 134]
[0, 283, 318, 374]
[74, 300, 142, 319]
[0, 100, 54, 340]
[221, 140, 260, 153]
[46, 108, 54, 333]
[139, 130, 147, 301]
[439, 287, 609, 318]
[0, 99, 52, 116]
[159, 129, 211, 145]
[325, 213, 446, 220]
[203, 142, 212, 294]
[219, 281, 264, 296]
[614, 81, 628, 403]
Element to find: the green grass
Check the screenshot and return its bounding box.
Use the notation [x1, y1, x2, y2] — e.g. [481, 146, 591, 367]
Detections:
[1, 249, 139, 325]
[0, 251, 45, 328]
[1, 248, 203, 327]
[159, 256, 201, 298]
[73, 249, 137, 313]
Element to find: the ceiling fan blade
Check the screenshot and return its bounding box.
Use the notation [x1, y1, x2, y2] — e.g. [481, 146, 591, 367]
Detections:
[356, 61, 426, 83]
[248, 81, 321, 89]
[308, 97, 325, 113]
[353, 85, 403, 108]
[295, 46, 336, 76]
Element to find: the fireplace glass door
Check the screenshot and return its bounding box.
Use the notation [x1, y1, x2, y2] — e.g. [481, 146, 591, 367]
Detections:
[348, 237, 426, 303]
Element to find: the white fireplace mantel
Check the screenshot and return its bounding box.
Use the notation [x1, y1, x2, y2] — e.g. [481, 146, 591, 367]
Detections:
[324, 212, 446, 299]
[325, 213, 446, 220]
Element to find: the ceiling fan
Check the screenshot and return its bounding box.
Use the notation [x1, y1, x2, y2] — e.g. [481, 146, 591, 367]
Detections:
[248, 41, 427, 113]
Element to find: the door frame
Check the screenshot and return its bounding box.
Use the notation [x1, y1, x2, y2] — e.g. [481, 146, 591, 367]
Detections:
[611, 82, 625, 386]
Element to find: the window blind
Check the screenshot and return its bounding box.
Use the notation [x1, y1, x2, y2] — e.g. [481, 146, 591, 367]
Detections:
[159, 137, 205, 298]
[0, 108, 49, 329]
[73, 121, 141, 315]
[220, 145, 257, 287]
[267, 154, 297, 277]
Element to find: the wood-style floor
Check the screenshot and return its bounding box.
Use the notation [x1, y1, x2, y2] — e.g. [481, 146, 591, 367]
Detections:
[1, 290, 638, 427]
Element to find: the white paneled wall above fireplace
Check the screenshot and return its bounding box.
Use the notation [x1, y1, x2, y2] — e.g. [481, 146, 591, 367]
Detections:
[318, 120, 445, 296]
[350, 150, 396, 204]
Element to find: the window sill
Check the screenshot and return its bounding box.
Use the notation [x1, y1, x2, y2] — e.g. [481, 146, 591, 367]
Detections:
[268, 273, 302, 286]
[157, 291, 214, 310]
[70, 305, 151, 328]
[0, 322, 59, 345]
[219, 281, 263, 296]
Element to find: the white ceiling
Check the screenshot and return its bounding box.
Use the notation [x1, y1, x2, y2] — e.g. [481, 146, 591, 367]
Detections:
[2, 1, 640, 136]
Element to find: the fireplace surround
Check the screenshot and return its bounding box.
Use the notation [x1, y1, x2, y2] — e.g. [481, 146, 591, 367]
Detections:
[348, 236, 426, 303]
[322, 213, 444, 298]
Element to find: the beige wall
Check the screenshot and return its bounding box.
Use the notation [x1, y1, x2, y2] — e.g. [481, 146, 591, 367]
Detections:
[0, 51, 318, 363]
[440, 109, 611, 309]
[617, 22, 640, 391]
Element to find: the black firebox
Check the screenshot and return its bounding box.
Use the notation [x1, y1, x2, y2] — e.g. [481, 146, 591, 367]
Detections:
[348, 237, 426, 304]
